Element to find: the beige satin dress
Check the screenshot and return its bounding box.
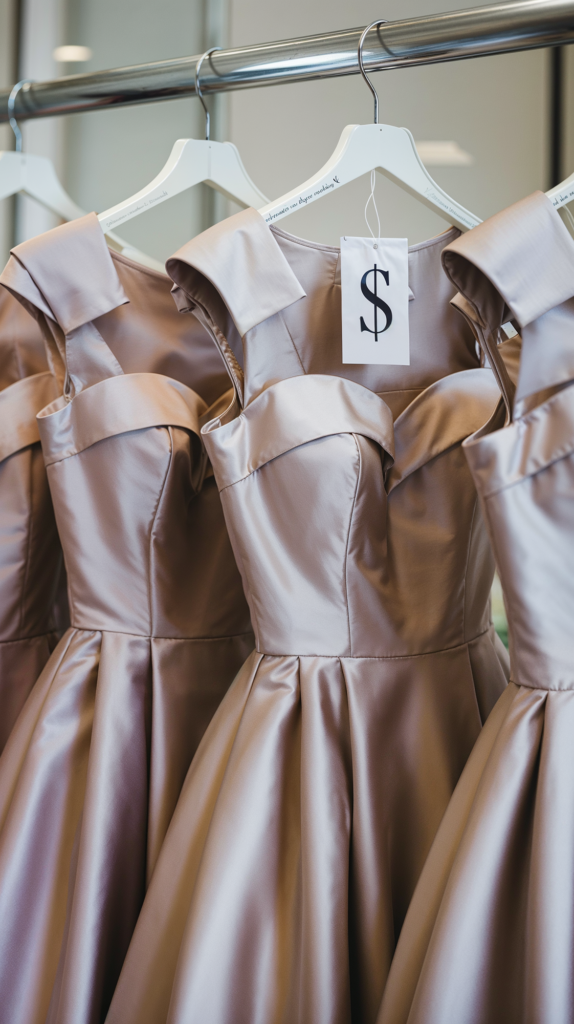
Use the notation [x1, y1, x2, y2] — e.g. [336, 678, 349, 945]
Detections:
[377, 191, 574, 1024]
[0, 214, 253, 1024]
[106, 209, 509, 1024]
[0, 289, 66, 752]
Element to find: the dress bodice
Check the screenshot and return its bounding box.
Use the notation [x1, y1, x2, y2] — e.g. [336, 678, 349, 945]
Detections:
[442, 191, 574, 690]
[0, 289, 63, 641]
[0, 284, 47, 389]
[168, 209, 503, 657]
[1, 215, 251, 641]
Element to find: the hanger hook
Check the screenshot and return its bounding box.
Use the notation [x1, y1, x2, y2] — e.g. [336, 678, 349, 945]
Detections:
[357, 21, 387, 125]
[7, 79, 32, 153]
[194, 47, 222, 141]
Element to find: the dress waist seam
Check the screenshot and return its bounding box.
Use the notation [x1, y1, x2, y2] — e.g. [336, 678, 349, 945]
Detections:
[256, 625, 494, 661]
[68, 625, 255, 642]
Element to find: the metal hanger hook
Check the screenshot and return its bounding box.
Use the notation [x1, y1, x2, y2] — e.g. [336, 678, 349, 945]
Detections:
[7, 79, 33, 153]
[357, 21, 388, 125]
[194, 47, 222, 141]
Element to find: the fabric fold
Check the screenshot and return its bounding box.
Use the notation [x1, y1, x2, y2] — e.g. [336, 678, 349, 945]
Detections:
[0, 371, 58, 462]
[38, 372, 207, 467]
[443, 191, 574, 329]
[202, 373, 395, 490]
[167, 207, 306, 337]
[387, 367, 500, 492]
[1, 214, 129, 333]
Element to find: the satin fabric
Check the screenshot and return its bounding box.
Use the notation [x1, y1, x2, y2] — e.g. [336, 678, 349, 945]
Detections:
[0, 214, 253, 1024]
[0, 290, 66, 752]
[377, 191, 574, 1024]
[106, 209, 509, 1024]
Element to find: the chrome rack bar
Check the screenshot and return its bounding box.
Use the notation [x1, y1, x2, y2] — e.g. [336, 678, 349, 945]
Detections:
[1, 0, 574, 123]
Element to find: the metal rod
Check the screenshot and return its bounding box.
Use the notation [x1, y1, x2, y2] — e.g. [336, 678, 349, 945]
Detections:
[1, 0, 574, 123]
[550, 45, 564, 186]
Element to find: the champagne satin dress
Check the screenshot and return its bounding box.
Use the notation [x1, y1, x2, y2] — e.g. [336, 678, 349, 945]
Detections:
[106, 209, 509, 1024]
[377, 191, 574, 1024]
[0, 288, 65, 752]
[0, 214, 253, 1024]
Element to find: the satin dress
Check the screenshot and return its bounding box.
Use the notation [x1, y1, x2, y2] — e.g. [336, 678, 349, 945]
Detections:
[106, 208, 509, 1024]
[0, 289, 65, 752]
[377, 191, 574, 1024]
[0, 214, 253, 1024]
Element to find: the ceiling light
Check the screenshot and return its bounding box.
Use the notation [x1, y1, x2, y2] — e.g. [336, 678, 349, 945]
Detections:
[53, 45, 92, 63]
[415, 141, 474, 167]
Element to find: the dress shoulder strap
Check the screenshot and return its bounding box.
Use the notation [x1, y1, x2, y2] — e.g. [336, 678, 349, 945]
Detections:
[0, 214, 128, 399]
[167, 208, 306, 409]
[443, 191, 574, 421]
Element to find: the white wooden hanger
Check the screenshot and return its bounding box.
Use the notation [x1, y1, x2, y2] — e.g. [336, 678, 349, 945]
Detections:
[98, 48, 268, 235]
[260, 21, 481, 233]
[546, 170, 574, 236]
[1, 80, 86, 220]
[1, 80, 165, 272]
[546, 170, 574, 211]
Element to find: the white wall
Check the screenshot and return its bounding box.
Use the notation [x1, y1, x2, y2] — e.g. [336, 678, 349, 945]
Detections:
[227, 0, 549, 245]
[0, 0, 564, 263]
[16, 0, 68, 243]
[63, 0, 227, 263]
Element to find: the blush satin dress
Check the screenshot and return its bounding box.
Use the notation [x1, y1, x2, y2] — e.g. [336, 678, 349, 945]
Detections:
[0, 288, 66, 752]
[377, 191, 574, 1024]
[0, 214, 253, 1024]
[106, 208, 509, 1024]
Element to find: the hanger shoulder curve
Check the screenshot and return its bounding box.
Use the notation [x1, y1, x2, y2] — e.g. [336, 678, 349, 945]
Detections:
[207, 142, 268, 208]
[98, 140, 209, 233]
[0, 149, 165, 272]
[374, 125, 480, 231]
[0, 151, 84, 220]
[99, 138, 268, 234]
[0, 152, 25, 201]
[260, 123, 480, 233]
[258, 125, 359, 226]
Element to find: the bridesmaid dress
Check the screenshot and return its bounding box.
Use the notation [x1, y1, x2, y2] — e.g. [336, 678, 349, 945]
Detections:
[377, 191, 574, 1024]
[0, 288, 65, 752]
[106, 208, 509, 1024]
[0, 208, 245, 757]
[0, 214, 253, 1024]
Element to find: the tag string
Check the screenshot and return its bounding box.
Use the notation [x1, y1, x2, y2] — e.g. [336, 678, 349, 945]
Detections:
[364, 169, 381, 244]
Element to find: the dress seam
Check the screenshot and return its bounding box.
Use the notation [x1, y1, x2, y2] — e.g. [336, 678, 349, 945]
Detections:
[343, 435, 361, 658]
[67, 626, 254, 641]
[148, 425, 174, 637]
[255, 626, 493, 660]
[465, 632, 483, 722]
[18, 443, 35, 634]
[461, 496, 478, 642]
[507, 678, 570, 692]
[277, 308, 307, 375]
[269, 223, 459, 255]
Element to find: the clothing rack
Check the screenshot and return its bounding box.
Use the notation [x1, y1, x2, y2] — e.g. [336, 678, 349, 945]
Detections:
[0, 0, 573, 124]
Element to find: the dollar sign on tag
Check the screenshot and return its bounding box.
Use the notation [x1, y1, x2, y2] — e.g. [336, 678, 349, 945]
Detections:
[360, 264, 392, 341]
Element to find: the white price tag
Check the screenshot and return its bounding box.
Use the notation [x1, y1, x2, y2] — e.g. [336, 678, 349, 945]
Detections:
[340, 237, 410, 365]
